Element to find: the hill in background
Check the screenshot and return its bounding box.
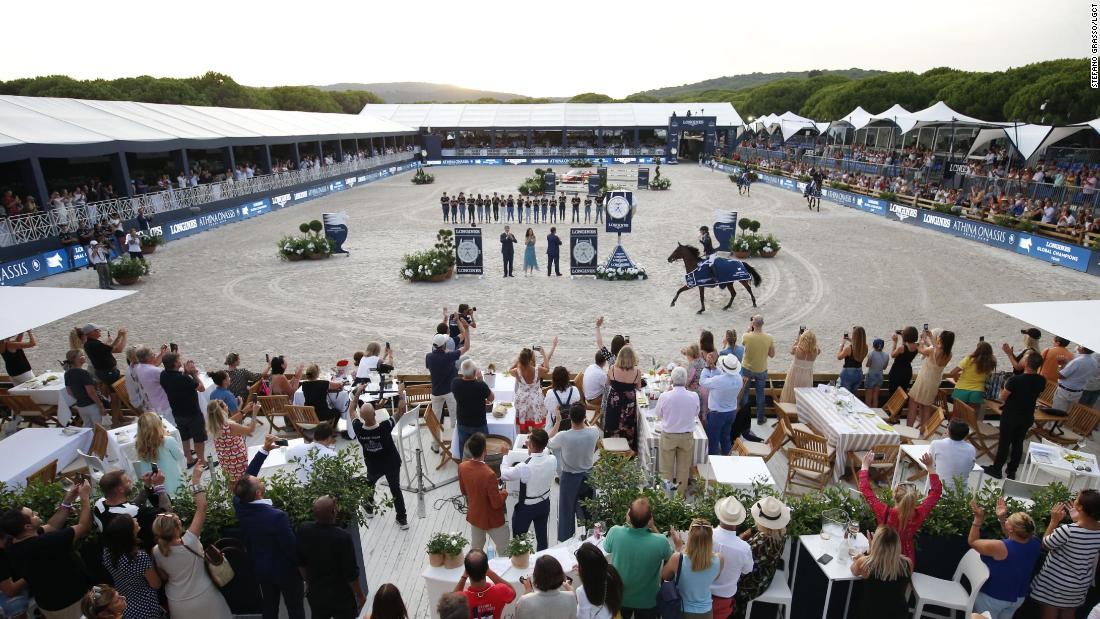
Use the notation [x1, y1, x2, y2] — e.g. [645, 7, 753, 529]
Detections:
[633, 68, 887, 99]
[315, 81, 558, 103]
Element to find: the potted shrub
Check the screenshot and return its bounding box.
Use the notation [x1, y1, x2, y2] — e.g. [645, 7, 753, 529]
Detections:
[412, 167, 435, 185]
[747, 219, 761, 236]
[139, 231, 164, 254]
[400, 229, 456, 282]
[758, 234, 781, 257]
[507, 533, 534, 568]
[426, 532, 468, 568]
[730, 236, 752, 259]
[110, 256, 149, 285]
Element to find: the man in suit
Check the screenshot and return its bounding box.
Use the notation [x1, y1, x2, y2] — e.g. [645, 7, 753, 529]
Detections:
[500, 225, 517, 278]
[546, 227, 562, 277]
[234, 434, 306, 619]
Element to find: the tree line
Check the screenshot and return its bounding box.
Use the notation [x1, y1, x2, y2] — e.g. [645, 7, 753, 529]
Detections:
[0, 71, 382, 114]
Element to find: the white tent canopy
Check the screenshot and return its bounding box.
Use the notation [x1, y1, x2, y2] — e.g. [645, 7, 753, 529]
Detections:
[769, 111, 820, 141]
[967, 124, 1090, 163]
[0, 95, 415, 149]
[902, 101, 1005, 133]
[868, 104, 916, 132]
[360, 102, 744, 129]
[986, 300, 1100, 353]
[0, 287, 134, 340]
[834, 106, 874, 131]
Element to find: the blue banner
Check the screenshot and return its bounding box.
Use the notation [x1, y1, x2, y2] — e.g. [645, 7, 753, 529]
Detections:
[570, 227, 599, 275]
[328, 180, 345, 193]
[1089, 251, 1100, 277]
[323, 212, 349, 254]
[604, 245, 637, 270]
[637, 168, 649, 190]
[543, 172, 557, 194]
[604, 191, 634, 234]
[1013, 234, 1092, 272]
[588, 175, 601, 196]
[713, 211, 738, 251]
[453, 227, 483, 275]
[886, 202, 920, 224]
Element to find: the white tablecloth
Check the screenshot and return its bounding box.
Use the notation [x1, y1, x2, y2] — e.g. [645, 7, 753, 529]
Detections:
[637, 406, 709, 475]
[709, 455, 777, 490]
[795, 387, 900, 481]
[450, 409, 518, 459]
[10, 371, 76, 424]
[487, 374, 516, 403]
[246, 439, 306, 476]
[0, 428, 92, 488]
[422, 537, 602, 619]
[106, 418, 182, 475]
[1026, 443, 1100, 490]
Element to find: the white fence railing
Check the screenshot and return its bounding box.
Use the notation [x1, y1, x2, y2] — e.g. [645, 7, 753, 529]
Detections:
[0, 153, 414, 247]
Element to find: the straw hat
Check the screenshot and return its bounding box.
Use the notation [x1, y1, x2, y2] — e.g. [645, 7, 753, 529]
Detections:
[751, 496, 791, 529]
[717, 354, 741, 376]
[714, 496, 747, 526]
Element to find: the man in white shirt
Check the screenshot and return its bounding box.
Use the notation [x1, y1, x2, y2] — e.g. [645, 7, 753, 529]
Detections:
[710, 496, 755, 618]
[929, 419, 976, 488]
[499, 429, 557, 551]
[582, 352, 608, 403]
[655, 367, 700, 495]
[133, 346, 172, 419]
[286, 424, 339, 484]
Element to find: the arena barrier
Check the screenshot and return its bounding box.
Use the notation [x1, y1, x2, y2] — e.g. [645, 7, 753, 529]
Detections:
[0, 161, 420, 286]
[717, 162, 1100, 278]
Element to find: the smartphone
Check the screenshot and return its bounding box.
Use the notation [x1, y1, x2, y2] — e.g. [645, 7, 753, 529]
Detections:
[843, 333, 850, 340]
[625, 335, 631, 343]
[979, 336, 985, 342]
[169, 342, 178, 353]
[265, 353, 271, 363]
[923, 323, 929, 332]
[275, 438, 289, 447]
[873, 452, 885, 461]
[817, 553, 834, 565]
[895, 330, 903, 335]
[151, 463, 159, 474]
[385, 342, 390, 350]
[799, 325, 806, 335]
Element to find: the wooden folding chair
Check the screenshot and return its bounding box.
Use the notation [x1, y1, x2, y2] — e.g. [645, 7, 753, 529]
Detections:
[242, 380, 264, 414]
[894, 407, 945, 444]
[953, 400, 999, 459]
[784, 447, 832, 495]
[846, 444, 900, 483]
[285, 405, 321, 437]
[1, 394, 60, 427]
[395, 373, 432, 386]
[26, 459, 58, 486]
[776, 402, 810, 434]
[404, 384, 432, 409]
[1036, 382, 1058, 409]
[257, 395, 292, 434]
[109, 378, 139, 426]
[1038, 403, 1100, 448]
[423, 405, 455, 470]
[732, 420, 786, 461]
[878, 387, 908, 424]
[790, 427, 835, 459]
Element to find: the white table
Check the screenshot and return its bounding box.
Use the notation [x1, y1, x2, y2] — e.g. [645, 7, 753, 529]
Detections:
[0, 427, 92, 488]
[791, 533, 868, 619]
[107, 418, 182, 476]
[246, 439, 306, 476]
[451, 409, 518, 459]
[708, 456, 777, 490]
[796, 387, 900, 481]
[1025, 442, 1100, 490]
[10, 371, 76, 424]
[636, 407, 709, 476]
[422, 537, 600, 618]
[487, 374, 516, 403]
[895, 444, 984, 491]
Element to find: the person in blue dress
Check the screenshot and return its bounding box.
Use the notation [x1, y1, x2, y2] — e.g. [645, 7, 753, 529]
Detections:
[523, 228, 539, 277]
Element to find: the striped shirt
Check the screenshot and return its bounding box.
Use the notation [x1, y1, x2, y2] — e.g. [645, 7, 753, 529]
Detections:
[1031, 523, 1100, 607]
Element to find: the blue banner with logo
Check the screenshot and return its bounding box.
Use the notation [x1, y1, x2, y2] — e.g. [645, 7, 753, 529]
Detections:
[588, 175, 601, 196]
[453, 227, 483, 275]
[543, 172, 556, 194]
[603, 245, 637, 271]
[1013, 234, 1092, 272]
[713, 210, 738, 251]
[570, 227, 599, 276]
[886, 202, 920, 224]
[323, 212, 349, 254]
[1088, 251, 1100, 277]
[604, 191, 634, 234]
[637, 168, 649, 189]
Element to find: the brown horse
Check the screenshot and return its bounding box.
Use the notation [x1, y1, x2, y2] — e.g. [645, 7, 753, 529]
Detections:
[667, 243, 761, 314]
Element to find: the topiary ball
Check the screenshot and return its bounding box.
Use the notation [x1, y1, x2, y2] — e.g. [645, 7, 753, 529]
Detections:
[299, 223, 310, 233]
[309, 220, 323, 233]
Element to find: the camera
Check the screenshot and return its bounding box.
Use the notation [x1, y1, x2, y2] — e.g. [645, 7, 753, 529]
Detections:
[625, 335, 631, 343]
[151, 463, 159, 474]
[923, 323, 929, 332]
[169, 342, 178, 353]
[275, 438, 289, 447]
[843, 333, 850, 340]
[895, 330, 903, 335]
[799, 325, 806, 335]
[979, 336, 985, 342]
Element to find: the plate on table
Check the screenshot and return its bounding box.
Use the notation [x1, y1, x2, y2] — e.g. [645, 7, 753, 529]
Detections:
[61, 427, 81, 436]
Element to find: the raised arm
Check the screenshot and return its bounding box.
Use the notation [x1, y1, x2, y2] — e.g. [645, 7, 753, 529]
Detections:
[458, 319, 471, 355]
[186, 463, 207, 537]
[44, 483, 81, 532]
[539, 336, 559, 370]
[858, 453, 888, 522]
[595, 316, 605, 350]
[71, 480, 94, 540]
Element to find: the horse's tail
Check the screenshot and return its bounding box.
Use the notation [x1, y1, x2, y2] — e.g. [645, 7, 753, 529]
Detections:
[743, 261, 762, 287]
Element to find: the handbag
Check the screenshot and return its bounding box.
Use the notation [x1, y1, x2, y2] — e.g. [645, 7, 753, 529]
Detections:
[656, 553, 684, 619]
[184, 541, 234, 587]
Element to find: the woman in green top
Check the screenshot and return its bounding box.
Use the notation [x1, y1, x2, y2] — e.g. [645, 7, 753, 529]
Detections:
[947, 340, 996, 417]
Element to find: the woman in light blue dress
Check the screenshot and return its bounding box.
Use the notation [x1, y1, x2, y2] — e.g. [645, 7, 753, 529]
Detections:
[523, 228, 538, 276]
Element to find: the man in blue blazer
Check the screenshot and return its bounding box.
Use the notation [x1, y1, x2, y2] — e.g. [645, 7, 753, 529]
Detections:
[234, 434, 306, 619]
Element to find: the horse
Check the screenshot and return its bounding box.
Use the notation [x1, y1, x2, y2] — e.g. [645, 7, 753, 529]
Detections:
[667, 243, 761, 314]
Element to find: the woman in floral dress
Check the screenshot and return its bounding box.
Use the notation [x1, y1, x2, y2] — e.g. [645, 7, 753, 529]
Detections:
[604, 345, 642, 451]
[205, 399, 257, 483]
[510, 338, 557, 433]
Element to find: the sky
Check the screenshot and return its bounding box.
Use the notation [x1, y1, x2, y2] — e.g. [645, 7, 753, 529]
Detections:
[1, 0, 1083, 98]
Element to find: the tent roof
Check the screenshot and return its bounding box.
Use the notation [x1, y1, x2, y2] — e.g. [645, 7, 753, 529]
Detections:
[834, 106, 875, 130]
[0, 287, 135, 340]
[903, 101, 1006, 132]
[360, 102, 744, 129]
[0, 95, 416, 150]
[967, 124, 1091, 163]
[986, 300, 1100, 353]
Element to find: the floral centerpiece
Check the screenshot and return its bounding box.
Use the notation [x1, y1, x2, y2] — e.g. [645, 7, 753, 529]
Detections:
[411, 167, 435, 185]
[730, 236, 752, 258]
[758, 233, 781, 257]
[138, 231, 164, 254]
[506, 533, 534, 567]
[596, 263, 647, 281]
[400, 229, 456, 282]
[277, 220, 332, 261]
[426, 531, 468, 568]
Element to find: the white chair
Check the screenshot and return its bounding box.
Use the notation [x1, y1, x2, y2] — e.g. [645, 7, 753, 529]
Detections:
[1002, 478, 1047, 504]
[76, 449, 108, 484]
[744, 569, 792, 619]
[910, 549, 989, 619]
[391, 405, 421, 486]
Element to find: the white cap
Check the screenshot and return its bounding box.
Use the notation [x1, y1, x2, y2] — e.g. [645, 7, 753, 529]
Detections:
[432, 334, 449, 348]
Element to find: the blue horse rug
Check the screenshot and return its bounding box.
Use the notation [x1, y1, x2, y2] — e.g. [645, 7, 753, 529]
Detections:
[685, 257, 751, 287]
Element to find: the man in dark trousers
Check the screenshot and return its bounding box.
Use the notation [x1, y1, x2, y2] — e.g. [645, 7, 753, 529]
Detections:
[441, 192, 450, 222]
[499, 225, 518, 277]
[491, 193, 500, 222]
[546, 227, 562, 277]
[351, 400, 408, 529]
[558, 192, 567, 220]
[235, 434, 306, 619]
[499, 428, 556, 550]
[571, 194, 581, 222]
[984, 352, 1046, 480]
[297, 495, 366, 619]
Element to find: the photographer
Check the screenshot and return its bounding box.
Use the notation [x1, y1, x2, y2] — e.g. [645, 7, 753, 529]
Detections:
[447, 304, 477, 349]
[427, 316, 471, 431]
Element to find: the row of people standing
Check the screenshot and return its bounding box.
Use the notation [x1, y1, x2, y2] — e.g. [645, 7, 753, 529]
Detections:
[441, 192, 603, 225]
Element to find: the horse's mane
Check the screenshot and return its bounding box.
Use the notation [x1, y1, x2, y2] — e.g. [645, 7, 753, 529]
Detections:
[682, 245, 701, 259]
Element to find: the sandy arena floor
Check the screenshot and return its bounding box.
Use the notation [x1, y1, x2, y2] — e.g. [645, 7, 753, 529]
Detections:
[26, 164, 1100, 375]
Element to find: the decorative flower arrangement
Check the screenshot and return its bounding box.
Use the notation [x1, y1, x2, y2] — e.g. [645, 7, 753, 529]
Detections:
[426, 531, 468, 556]
[649, 177, 671, 190]
[109, 256, 150, 284]
[400, 229, 456, 282]
[507, 533, 534, 567]
[411, 167, 435, 185]
[596, 263, 647, 281]
[277, 220, 332, 261]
